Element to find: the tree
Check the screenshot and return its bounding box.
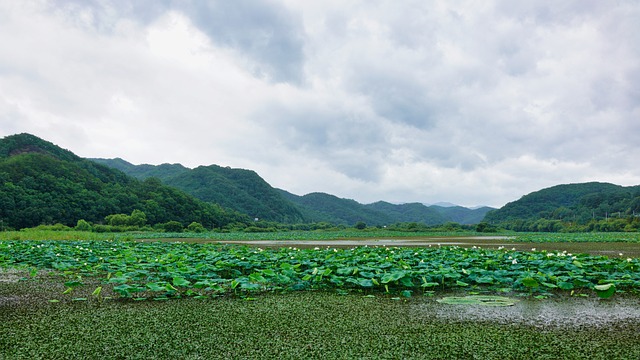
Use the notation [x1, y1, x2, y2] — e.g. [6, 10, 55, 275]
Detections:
[476, 222, 497, 233]
[105, 213, 129, 226]
[129, 209, 147, 227]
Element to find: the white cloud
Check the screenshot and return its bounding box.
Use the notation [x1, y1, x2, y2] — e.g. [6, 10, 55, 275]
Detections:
[1, 0, 639, 208]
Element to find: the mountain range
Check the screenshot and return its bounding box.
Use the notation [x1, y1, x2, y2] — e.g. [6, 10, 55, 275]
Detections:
[91, 157, 494, 226]
[2, 133, 639, 231]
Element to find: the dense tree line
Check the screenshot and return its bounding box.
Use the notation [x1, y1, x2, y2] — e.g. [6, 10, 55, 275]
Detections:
[494, 217, 640, 233]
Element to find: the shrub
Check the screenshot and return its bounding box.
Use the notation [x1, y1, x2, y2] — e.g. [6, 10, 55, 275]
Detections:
[75, 219, 92, 232]
[187, 222, 206, 233]
[162, 221, 184, 233]
[354, 221, 367, 230]
[476, 222, 497, 233]
[31, 223, 72, 231]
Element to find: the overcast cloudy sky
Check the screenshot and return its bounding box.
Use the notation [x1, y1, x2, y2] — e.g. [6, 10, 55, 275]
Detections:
[1, 0, 639, 208]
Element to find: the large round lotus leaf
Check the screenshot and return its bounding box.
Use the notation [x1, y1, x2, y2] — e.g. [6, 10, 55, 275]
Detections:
[436, 295, 519, 307]
[594, 283, 616, 299]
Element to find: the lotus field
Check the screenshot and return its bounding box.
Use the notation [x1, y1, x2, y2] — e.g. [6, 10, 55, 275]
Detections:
[2, 239, 639, 301]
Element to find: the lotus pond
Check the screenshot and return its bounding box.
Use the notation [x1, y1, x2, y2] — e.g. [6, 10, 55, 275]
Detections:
[1, 239, 639, 301]
[2, 234, 640, 359]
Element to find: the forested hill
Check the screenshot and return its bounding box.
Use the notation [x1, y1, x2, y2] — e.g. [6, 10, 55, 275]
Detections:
[0, 133, 248, 229]
[94, 157, 494, 226]
[278, 191, 395, 226]
[91, 158, 305, 223]
[483, 182, 640, 228]
[0, 133, 493, 229]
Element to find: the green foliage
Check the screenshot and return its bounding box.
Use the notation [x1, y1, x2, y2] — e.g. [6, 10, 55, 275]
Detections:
[2, 239, 638, 301]
[186, 222, 206, 233]
[161, 221, 184, 232]
[594, 283, 616, 299]
[93, 158, 306, 224]
[475, 222, 497, 233]
[364, 201, 446, 225]
[105, 210, 147, 227]
[0, 134, 249, 230]
[354, 221, 367, 230]
[105, 214, 129, 226]
[75, 219, 92, 232]
[3, 291, 640, 359]
[129, 209, 147, 226]
[32, 223, 72, 231]
[280, 192, 494, 226]
[485, 182, 640, 232]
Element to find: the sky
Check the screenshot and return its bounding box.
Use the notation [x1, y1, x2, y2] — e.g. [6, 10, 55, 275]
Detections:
[1, 0, 639, 208]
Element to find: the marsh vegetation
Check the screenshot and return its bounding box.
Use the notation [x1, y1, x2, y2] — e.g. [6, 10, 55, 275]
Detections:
[2, 231, 640, 359]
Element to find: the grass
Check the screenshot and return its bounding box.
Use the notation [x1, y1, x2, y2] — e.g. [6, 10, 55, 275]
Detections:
[3, 228, 640, 243]
[0, 228, 488, 242]
[2, 276, 640, 360]
[511, 232, 640, 243]
[0, 230, 117, 241]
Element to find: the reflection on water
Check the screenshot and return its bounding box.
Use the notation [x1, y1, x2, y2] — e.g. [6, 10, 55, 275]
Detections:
[140, 236, 640, 258]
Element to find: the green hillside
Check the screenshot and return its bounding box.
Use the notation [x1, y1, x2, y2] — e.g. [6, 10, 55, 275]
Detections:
[278, 191, 394, 226]
[484, 182, 640, 231]
[92, 158, 189, 180]
[365, 201, 447, 225]
[91, 159, 305, 223]
[0, 134, 247, 230]
[431, 205, 494, 225]
[278, 191, 492, 226]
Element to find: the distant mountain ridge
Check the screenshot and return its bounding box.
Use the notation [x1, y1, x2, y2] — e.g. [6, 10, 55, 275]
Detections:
[93, 158, 494, 226]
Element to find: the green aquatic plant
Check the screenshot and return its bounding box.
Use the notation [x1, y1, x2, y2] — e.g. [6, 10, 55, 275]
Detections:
[594, 283, 616, 299]
[1, 239, 638, 301]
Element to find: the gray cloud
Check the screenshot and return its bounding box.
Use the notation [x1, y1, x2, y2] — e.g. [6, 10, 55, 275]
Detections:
[50, 0, 305, 84]
[1, 0, 639, 207]
[253, 101, 389, 182]
[186, 0, 305, 84]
